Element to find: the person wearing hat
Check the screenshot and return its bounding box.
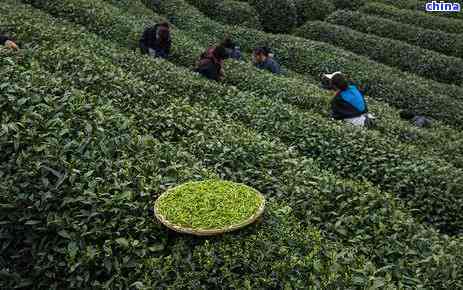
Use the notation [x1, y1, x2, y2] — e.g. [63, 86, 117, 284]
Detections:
[324, 72, 371, 127]
[0, 34, 19, 50]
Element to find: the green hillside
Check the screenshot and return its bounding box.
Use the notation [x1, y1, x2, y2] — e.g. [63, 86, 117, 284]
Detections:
[1, 0, 463, 288]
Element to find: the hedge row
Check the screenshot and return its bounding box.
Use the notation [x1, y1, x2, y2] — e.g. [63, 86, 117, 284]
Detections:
[186, 0, 262, 29]
[293, 0, 336, 24]
[327, 9, 463, 59]
[148, 0, 463, 128]
[19, 0, 463, 170]
[3, 5, 463, 288]
[248, 0, 298, 33]
[369, 0, 463, 19]
[16, 0, 463, 234]
[361, 2, 463, 35]
[332, 0, 365, 10]
[296, 19, 463, 85]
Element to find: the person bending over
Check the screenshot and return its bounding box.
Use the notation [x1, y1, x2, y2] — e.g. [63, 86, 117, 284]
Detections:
[328, 72, 371, 127]
[139, 22, 171, 59]
[195, 45, 229, 81]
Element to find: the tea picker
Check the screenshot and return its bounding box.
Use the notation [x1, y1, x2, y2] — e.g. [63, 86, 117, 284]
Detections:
[322, 71, 375, 128]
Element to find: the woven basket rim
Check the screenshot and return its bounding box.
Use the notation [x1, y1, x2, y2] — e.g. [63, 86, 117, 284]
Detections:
[154, 181, 266, 236]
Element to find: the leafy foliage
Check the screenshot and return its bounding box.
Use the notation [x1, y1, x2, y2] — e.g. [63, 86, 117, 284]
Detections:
[2, 0, 463, 288]
[249, 0, 298, 33]
[296, 18, 463, 85]
[361, 2, 463, 35]
[294, 0, 336, 24]
[330, 8, 463, 59]
[332, 0, 365, 10]
[187, 0, 262, 29]
[370, 0, 463, 19]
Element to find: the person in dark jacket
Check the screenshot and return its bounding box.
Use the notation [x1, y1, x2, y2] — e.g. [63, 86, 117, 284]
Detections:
[253, 47, 281, 75]
[261, 46, 275, 59]
[328, 72, 370, 127]
[139, 22, 171, 59]
[0, 34, 19, 50]
[400, 111, 433, 128]
[195, 45, 229, 81]
[221, 37, 241, 61]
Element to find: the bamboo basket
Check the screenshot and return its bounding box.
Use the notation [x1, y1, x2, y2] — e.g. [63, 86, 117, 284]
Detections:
[154, 188, 266, 236]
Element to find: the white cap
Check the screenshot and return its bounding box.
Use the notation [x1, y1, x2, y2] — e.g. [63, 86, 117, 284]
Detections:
[323, 71, 342, 80]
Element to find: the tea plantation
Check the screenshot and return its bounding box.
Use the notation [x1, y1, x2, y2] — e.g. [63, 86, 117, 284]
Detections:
[1, 0, 463, 288]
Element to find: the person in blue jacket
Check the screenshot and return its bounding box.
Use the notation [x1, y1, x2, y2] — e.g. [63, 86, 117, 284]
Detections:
[327, 72, 370, 127]
[253, 47, 281, 75]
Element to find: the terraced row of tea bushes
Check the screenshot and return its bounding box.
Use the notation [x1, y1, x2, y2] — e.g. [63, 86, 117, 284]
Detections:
[296, 19, 463, 85]
[361, 2, 463, 34]
[293, 0, 335, 24]
[21, 0, 463, 170]
[3, 44, 462, 289]
[370, 0, 463, 19]
[327, 9, 463, 58]
[186, 0, 261, 29]
[147, 0, 463, 128]
[247, 0, 298, 33]
[332, 0, 365, 10]
[12, 0, 463, 234]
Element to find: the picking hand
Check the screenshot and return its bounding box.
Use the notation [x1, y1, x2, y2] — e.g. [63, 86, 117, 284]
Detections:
[5, 40, 19, 50]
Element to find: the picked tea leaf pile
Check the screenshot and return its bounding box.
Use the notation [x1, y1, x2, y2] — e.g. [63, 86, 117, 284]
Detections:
[156, 180, 264, 230]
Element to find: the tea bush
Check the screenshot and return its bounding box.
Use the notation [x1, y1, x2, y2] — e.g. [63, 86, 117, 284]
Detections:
[296, 19, 463, 84]
[248, 0, 298, 33]
[328, 8, 463, 58]
[148, 0, 463, 128]
[370, 0, 463, 19]
[186, 0, 262, 29]
[332, 0, 365, 10]
[12, 0, 463, 235]
[361, 2, 463, 35]
[294, 0, 336, 24]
